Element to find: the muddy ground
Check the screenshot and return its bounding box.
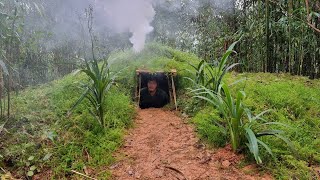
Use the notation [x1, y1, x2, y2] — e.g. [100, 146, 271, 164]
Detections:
[111, 108, 271, 180]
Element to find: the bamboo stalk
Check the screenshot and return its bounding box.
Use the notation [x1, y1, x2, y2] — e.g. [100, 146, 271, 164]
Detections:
[305, 0, 310, 22]
[0, 68, 3, 117]
[288, 0, 293, 73]
[171, 76, 177, 111]
[265, 0, 271, 73]
[71, 170, 97, 180]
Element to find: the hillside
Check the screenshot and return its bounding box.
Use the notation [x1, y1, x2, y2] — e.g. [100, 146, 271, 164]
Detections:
[0, 44, 319, 179]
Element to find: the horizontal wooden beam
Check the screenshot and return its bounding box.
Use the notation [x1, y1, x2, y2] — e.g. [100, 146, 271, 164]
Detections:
[136, 69, 177, 76]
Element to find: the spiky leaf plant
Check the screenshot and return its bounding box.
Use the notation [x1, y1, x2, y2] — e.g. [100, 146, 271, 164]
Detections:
[187, 40, 240, 93]
[192, 83, 294, 164]
[69, 6, 118, 129]
[70, 58, 116, 129]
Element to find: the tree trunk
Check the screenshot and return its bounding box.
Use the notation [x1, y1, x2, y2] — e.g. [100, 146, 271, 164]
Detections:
[288, 0, 293, 74]
[265, 0, 272, 72]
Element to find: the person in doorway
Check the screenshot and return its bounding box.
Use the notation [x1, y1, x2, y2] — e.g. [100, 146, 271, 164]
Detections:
[139, 75, 169, 109]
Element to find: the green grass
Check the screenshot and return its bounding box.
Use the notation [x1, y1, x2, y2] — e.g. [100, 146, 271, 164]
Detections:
[0, 72, 135, 178]
[1, 43, 319, 179]
[192, 107, 227, 147]
[239, 73, 320, 179]
[108, 43, 320, 178]
[0, 43, 200, 179]
[191, 72, 320, 179]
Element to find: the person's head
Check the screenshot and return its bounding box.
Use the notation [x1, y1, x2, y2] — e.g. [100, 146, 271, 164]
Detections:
[147, 76, 158, 92]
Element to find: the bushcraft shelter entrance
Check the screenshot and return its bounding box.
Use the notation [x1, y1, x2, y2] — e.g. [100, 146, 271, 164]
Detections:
[135, 69, 177, 110]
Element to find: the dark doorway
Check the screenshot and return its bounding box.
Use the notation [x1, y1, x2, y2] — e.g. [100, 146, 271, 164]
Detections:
[140, 72, 170, 99]
[135, 69, 177, 110]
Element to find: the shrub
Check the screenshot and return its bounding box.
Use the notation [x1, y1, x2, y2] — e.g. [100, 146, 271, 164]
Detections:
[192, 83, 293, 164]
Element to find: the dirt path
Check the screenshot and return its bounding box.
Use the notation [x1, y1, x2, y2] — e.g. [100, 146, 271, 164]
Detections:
[111, 108, 271, 180]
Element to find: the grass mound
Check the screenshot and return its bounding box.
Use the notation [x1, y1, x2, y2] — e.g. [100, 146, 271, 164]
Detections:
[109, 43, 200, 94]
[1, 43, 319, 179]
[0, 43, 200, 178]
[192, 72, 320, 179]
[1, 73, 135, 178]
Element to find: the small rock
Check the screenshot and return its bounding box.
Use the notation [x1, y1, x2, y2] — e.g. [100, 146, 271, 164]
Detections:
[194, 142, 205, 149]
[222, 160, 231, 168]
[154, 169, 164, 178]
[200, 156, 212, 164]
[128, 170, 134, 176]
[182, 113, 188, 118]
[135, 172, 141, 179]
[109, 163, 119, 169]
[127, 166, 134, 176]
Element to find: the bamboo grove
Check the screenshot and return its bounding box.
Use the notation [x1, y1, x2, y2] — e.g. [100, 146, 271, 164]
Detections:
[237, 0, 320, 78]
[152, 0, 320, 78]
[0, 1, 79, 119]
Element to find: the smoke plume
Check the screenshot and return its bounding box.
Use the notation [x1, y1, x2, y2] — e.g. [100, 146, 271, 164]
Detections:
[25, 0, 235, 53]
[25, 0, 156, 53]
[104, 0, 155, 52]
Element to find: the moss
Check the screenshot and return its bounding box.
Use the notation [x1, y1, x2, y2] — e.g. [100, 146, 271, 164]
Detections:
[192, 107, 227, 147]
[194, 72, 320, 179]
[1, 68, 135, 178]
[0, 43, 199, 178]
[2, 44, 320, 179]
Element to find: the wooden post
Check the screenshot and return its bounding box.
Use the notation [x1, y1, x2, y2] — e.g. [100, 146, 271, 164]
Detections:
[167, 74, 173, 104]
[138, 74, 142, 105]
[171, 75, 177, 111]
[135, 74, 138, 101]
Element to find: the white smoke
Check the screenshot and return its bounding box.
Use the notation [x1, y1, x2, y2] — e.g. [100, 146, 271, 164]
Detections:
[103, 0, 155, 52]
[26, 0, 235, 53]
[27, 0, 156, 53]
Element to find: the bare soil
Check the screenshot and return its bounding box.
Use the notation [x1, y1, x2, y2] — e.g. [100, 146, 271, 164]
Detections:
[111, 108, 272, 180]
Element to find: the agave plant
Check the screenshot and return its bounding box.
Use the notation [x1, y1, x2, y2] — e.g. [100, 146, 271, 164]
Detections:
[187, 40, 240, 93]
[192, 83, 293, 164]
[70, 58, 116, 129]
[69, 6, 118, 129]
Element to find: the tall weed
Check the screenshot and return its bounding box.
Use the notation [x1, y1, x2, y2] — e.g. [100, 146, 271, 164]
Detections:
[187, 40, 240, 92]
[192, 83, 293, 164]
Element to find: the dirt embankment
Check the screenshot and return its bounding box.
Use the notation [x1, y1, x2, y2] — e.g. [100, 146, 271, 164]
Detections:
[111, 108, 271, 180]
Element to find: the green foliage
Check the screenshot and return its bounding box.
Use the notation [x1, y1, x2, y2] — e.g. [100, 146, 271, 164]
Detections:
[187, 40, 240, 92]
[192, 107, 227, 147]
[236, 0, 320, 77]
[187, 43, 295, 164]
[192, 72, 320, 178]
[0, 43, 199, 178]
[192, 83, 293, 164]
[69, 6, 118, 129]
[70, 58, 116, 128]
[1, 42, 319, 179]
[0, 68, 134, 178]
[232, 73, 320, 178]
[104, 91, 135, 128]
[154, 0, 320, 77]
